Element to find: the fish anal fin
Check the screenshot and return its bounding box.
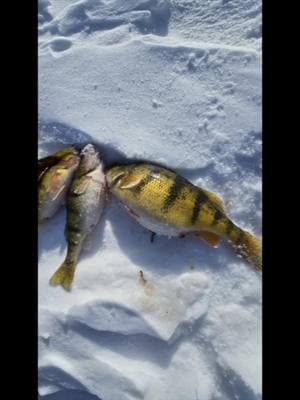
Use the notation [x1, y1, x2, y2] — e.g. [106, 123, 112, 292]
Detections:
[202, 189, 225, 212]
[199, 231, 221, 248]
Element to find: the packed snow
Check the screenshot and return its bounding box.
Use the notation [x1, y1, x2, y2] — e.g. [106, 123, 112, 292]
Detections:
[38, 1, 262, 399]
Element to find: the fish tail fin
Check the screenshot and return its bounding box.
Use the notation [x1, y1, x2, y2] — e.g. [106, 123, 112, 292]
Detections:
[49, 260, 77, 291]
[227, 224, 262, 272]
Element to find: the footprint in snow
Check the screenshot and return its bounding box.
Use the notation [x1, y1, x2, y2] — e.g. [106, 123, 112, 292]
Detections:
[49, 38, 73, 52]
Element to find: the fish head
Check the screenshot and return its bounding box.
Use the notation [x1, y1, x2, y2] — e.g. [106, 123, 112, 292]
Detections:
[106, 165, 128, 188]
[39, 148, 80, 201]
[38, 146, 79, 180]
[60, 149, 81, 169]
[40, 166, 70, 193]
[55, 146, 79, 159]
[79, 143, 102, 172]
[81, 143, 97, 156]
[106, 164, 151, 203]
[38, 165, 73, 220]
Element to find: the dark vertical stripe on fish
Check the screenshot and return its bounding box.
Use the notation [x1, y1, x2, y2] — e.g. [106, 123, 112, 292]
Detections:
[212, 208, 224, 226]
[236, 229, 245, 246]
[66, 224, 82, 244]
[226, 219, 235, 236]
[68, 225, 82, 234]
[163, 175, 186, 211]
[67, 208, 81, 226]
[191, 190, 208, 225]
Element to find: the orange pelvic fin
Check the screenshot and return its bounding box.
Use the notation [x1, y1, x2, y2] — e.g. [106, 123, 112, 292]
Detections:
[198, 231, 221, 248]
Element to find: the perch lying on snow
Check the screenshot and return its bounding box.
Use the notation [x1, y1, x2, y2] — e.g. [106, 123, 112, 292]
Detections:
[107, 163, 262, 272]
[49, 144, 107, 291]
[38, 145, 262, 292]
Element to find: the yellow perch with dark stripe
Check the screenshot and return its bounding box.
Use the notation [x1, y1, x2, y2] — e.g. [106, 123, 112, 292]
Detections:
[106, 163, 262, 272]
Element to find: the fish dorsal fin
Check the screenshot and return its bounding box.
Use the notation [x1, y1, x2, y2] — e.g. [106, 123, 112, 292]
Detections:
[198, 231, 221, 248]
[119, 175, 144, 189]
[72, 176, 92, 195]
[202, 189, 225, 212]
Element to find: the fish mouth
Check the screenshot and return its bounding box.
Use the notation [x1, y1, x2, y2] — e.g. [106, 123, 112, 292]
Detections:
[80, 143, 105, 164]
[81, 143, 97, 156]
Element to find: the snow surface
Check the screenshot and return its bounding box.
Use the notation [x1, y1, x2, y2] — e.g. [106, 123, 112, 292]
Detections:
[38, 1, 262, 399]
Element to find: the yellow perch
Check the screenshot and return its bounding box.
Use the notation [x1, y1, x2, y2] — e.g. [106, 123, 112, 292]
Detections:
[38, 147, 80, 223]
[106, 163, 262, 272]
[49, 144, 107, 291]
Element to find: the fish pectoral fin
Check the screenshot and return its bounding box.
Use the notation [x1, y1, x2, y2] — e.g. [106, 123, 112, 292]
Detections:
[72, 176, 92, 195]
[198, 231, 221, 248]
[119, 175, 144, 189]
[201, 189, 225, 212]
